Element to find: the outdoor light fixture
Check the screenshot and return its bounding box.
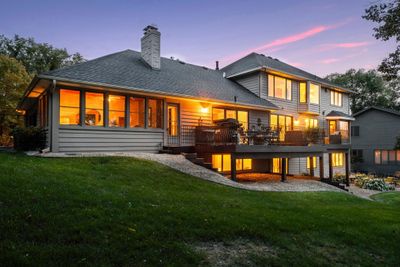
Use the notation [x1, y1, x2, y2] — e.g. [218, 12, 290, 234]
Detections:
[200, 107, 209, 113]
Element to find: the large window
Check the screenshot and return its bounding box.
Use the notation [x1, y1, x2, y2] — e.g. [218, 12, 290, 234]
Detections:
[60, 89, 80, 125]
[307, 157, 317, 169]
[270, 114, 292, 141]
[268, 74, 292, 100]
[85, 92, 104, 126]
[212, 154, 252, 172]
[331, 153, 344, 167]
[331, 91, 343, 106]
[299, 82, 307, 103]
[272, 158, 288, 174]
[375, 149, 400, 165]
[148, 99, 163, 128]
[309, 83, 320, 104]
[305, 118, 318, 128]
[108, 95, 125, 127]
[129, 97, 145, 128]
[212, 108, 248, 130]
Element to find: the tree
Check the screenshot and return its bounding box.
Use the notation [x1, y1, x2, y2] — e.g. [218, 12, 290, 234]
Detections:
[0, 35, 85, 75]
[0, 55, 31, 145]
[325, 69, 400, 113]
[363, 0, 400, 80]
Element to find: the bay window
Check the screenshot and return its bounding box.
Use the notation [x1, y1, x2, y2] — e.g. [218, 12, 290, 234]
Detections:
[85, 92, 104, 126]
[108, 95, 125, 127]
[309, 83, 320, 104]
[129, 97, 145, 128]
[60, 89, 80, 125]
[148, 98, 163, 128]
[268, 74, 292, 100]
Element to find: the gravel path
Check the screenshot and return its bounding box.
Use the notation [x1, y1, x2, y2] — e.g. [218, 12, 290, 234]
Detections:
[39, 152, 342, 193]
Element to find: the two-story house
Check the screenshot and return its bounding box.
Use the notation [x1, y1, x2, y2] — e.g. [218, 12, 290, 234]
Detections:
[17, 25, 354, 184]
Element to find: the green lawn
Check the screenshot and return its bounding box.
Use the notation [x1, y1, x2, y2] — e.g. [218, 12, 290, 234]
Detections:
[0, 152, 399, 266]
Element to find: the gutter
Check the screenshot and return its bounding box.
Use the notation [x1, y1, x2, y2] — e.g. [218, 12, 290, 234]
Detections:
[37, 75, 280, 111]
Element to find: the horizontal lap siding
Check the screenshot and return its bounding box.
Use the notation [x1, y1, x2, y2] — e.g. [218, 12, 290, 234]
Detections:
[234, 73, 261, 97]
[58, 129, 163, 153]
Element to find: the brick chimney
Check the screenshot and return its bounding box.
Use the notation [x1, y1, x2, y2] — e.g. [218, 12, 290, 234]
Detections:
[141, 25, 161, 70]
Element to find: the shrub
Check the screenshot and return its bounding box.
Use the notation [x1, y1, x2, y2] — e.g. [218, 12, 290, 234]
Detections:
[363, 178, 395, 191]
[333, 173, 347, 184]
[12, 126, 46, 151]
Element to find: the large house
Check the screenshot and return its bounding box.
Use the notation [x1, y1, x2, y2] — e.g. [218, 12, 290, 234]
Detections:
[351, 106, 400, 175]
[17, 25, 354, 183]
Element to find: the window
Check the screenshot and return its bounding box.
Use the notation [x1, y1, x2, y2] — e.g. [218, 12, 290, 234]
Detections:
[339, 121, 349, 139]
[309, 83, 320, 104]
[307, 157, 317, 169]
[108, 95, 125, 127]
[212, 108, 248, 130]
[352, 149, 363, 163]
[270, 114, 293, 141]
[130, 97, 145, 127]
[351, 126, 359, 137]
[331, 91, 343, 106]
[148, 99, 163, 128]
[60, 89, 80, 125]
[267, 74, 292, 100]
[212, 154, 252, 172]
[305, 118, 318, 128]
[85, 92, 104, 126]
[299, 82, 307, 103]
[272, 158, 288, 173]
[382, 150, 388, 164]
[331, 153, 344, 167]
[374, 149, 400, 165]
[389, 150, 396, 162]
[329, 121, 337, 134]
[375, 150, 382, 164]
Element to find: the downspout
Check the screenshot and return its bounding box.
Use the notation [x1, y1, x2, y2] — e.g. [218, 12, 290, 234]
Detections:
[48, 79, 56, 152]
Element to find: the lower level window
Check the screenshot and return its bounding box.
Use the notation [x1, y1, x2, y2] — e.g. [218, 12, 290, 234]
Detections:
[331, 153, 344, 167]
[272, 158, 288, 173]
[212, 154, 252, 172]
[307, 157, 317, 169]
[375, 149, 400, 164]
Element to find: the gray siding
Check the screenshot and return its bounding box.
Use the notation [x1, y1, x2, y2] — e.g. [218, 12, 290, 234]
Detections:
[249, 109, 269, 127]
[58, 128, 163, 153]
[352, 109, 400, 175]
[234, 72, 261, 97]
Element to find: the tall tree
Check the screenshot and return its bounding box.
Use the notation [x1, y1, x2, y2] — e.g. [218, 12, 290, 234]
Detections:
[363, 0, 400, 80]
[325, 69, 400, 113]
[0, 55, 31, 145]
[0, 35, 85, 75]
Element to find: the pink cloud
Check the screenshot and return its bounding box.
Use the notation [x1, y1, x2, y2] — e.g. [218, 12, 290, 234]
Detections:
[320, 58, 340, 64]
[319, 49, 369, 65]
[221, 22, 346, 65]
[317, 41, 369, 51]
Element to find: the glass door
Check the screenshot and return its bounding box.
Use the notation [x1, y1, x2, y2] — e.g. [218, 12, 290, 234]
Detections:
[167, 103, 179, 145]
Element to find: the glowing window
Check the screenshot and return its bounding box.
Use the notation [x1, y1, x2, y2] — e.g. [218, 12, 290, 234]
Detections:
[331, 91, 343, 106]
[85, 92, 104, 126]
[309, 83, 320, 104]
[237, 111, 248, 131]
[307, 157, 317, 169]
[212, 154, 252, 172]
[60, 89, 80, 125]
[148, 99, 163, 128]
[375, 150, 381, 164]
[268, 74, 292, 100]
[299, 82, 307, 103]
[129, 97, 145, 128]
[226, 110, 236, 120]
[108, 95, 125, 127]
[331, 153, 344, 167]
[212, 108, 225, 121]
[212, 154, 222, 172]
[305, 118, 318, 128]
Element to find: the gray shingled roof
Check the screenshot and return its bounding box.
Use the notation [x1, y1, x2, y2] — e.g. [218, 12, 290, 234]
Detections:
[353, 106, 400, 117]
[39, 50, 278, 109]
[326, 110, 354, 120]
[221, 53, 352, 93]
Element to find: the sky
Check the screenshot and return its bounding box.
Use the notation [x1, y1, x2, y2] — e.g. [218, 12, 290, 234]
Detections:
[1, 0, 397, 77]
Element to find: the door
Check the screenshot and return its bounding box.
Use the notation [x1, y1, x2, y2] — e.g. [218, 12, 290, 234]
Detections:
[167, 103, 179, 145]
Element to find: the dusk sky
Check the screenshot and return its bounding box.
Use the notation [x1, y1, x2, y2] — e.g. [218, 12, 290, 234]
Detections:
[2, 0, 397, 77]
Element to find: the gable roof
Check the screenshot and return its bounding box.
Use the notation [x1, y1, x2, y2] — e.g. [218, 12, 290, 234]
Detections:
[353, 106, 400, 118]
[326, 110, 354, 121]
[221, 53, 353, 93]
[38, 50, 278, 110]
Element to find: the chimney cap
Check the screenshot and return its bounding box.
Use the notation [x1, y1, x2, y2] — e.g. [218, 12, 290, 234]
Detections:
[143, 24, 158, 32]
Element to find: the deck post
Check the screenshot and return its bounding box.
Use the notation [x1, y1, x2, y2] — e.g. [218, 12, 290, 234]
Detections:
[309, 157, 314, 177]
[345, 151, 350, 186]
[281, 158, 287, 182]
[230, 153, 237, 181]
[319, 155, 324, 180]
[328, 153, 333, 181]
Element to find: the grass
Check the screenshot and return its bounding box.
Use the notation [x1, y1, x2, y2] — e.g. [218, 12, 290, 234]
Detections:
[0, 152, 399, 266]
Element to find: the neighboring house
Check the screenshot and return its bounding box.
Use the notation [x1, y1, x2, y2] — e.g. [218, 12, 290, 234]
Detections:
[351, 106, 400, 175]
[17, 25, 354, 183]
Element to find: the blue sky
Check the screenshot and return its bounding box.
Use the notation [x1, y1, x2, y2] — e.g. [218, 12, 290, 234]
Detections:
[1, 0, 397, 76]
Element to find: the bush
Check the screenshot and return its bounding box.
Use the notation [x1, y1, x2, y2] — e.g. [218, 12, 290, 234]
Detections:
[363, 178, 395, 191]
[333, 173, 347, 184]
[12, 126, 46, 151]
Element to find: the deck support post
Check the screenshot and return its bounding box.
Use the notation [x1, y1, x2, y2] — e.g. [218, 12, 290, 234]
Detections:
[230, 153, 236, 181]
[328, 153, 333, 182]
[281, 158, 287, 182]
[345, 151, 350, 186]
[309, 157, 314, 177]
[319, 155, 324, 180]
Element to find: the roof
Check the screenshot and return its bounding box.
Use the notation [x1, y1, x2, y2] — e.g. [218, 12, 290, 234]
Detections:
[221, 53, 353, 93]
[38, 50, 278, 110]
[326, 110, 354, 121]
[352, 106, 400, 118]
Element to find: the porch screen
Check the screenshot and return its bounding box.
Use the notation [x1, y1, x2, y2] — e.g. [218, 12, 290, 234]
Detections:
[60, 89, 80, 125]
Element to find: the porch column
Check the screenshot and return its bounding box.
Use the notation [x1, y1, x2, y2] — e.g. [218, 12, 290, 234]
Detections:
[328, 153, 333, 181]
[345, 151, 350, 186]
[230, 153, 237, 181]
[309, 157, 314, 177]
[281, 158, 287, 182]
[319, 155, 324, 180]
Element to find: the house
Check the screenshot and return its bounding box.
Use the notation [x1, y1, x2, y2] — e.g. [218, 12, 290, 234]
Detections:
[351, 106, 400, 175]
[17, 25, 354, 183]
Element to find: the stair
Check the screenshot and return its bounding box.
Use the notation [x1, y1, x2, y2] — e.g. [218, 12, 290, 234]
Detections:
[321, 179, 349, 191]
[183, 153, 218, 172]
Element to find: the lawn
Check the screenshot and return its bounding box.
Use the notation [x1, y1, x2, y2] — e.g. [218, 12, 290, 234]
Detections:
[0, 152, 399, 266]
